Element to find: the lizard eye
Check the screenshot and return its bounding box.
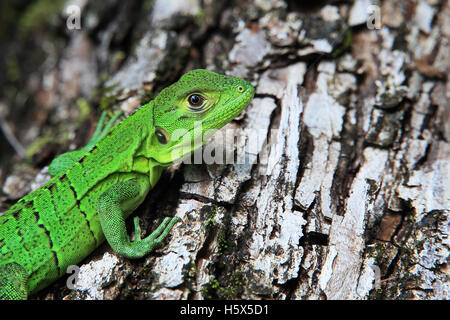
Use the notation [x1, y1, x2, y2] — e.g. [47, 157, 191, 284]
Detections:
[155, 127, 169, 145]
[187, 94, 204, 111]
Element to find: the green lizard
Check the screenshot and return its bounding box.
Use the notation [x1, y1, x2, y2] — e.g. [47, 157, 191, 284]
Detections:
[0, 69, 254, 300]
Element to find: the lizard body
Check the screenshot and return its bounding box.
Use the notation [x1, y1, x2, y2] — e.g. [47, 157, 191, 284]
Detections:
[0, 69, 254, 299]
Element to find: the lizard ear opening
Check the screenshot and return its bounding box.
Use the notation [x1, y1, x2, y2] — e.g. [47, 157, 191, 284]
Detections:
[155, 127, 169, 145]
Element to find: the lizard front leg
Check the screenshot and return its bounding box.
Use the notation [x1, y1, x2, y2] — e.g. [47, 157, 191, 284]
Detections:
[98, 178, 180, 259]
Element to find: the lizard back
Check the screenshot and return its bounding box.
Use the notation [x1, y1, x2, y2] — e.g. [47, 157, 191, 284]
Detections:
[0, 103, 153, 294]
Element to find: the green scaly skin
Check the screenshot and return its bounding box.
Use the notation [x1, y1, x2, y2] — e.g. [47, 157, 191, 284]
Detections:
[0, 69, 254, 300]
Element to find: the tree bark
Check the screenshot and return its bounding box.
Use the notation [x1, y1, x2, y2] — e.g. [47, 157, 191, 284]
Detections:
[0, 0, 448, 300]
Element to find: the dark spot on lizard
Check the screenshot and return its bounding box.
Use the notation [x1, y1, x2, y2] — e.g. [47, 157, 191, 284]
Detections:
[100, 155, 114, 166]
[116, 138, 134, 153]
[78, 209, 97, 247]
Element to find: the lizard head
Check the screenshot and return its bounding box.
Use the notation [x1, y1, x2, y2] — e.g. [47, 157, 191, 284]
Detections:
[148, 69, 254, 164]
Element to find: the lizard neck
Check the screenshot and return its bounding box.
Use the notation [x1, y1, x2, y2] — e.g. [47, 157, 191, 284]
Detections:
[129, 101, 171, 188]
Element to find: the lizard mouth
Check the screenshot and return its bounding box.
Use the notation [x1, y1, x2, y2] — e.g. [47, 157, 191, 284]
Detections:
[203, 86, 254, 128]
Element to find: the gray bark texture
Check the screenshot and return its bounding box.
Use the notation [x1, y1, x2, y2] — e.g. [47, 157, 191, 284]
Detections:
[0, 0, 448, 300]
